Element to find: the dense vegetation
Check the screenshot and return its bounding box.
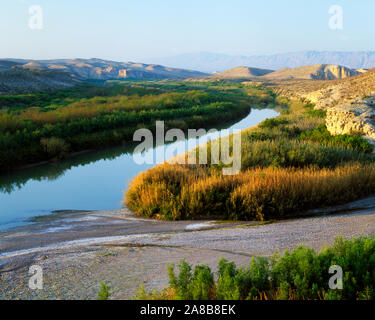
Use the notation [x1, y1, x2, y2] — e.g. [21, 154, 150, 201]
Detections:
[126, 163, 375, 221]
[125, 95, 375, 221]
[136, 236, 375, 300]
[0, 81, 273, 172]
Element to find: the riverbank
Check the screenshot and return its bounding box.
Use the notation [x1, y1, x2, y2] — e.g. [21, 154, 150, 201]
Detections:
[0, 81, 273, 172]
[1, 196, 375, 299]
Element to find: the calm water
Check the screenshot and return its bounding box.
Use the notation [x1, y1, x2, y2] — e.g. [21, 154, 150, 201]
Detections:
[0, 108, 278, 231]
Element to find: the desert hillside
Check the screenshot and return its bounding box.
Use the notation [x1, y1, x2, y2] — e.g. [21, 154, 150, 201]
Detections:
[300, 69, 375, 147]
[304, 68, 375, 108]
[0, 58, 209, 94]
[211, 66, 273, 79]
[0, 69, 81, 95]
[262, 64, 363, 80]
[7, 58, 208, 80]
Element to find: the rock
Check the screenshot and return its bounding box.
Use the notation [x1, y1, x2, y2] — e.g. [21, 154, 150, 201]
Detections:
[325, 98, 375, 148]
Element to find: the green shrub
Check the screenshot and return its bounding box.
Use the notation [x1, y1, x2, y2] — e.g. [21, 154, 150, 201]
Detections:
[300, 124, 373, 153]
[259, 118, 289, 129]
[137, 236, 375, 300]
[241, 139, 371, 169]
[97, 281, 111, 300]
[167, 260, 215, 300]
[40, 137, 70, 160]
[304, 109, 327, 118]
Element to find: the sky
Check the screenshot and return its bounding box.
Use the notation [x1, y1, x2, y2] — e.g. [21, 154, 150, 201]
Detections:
[1, 0, 375, 61]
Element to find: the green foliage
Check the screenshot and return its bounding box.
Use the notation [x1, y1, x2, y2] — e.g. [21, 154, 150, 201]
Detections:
[216, 257, 270, 300]
[304, 109, 327, 118]
[167, 260, 215, 300]
[300, 124, 373, 153]
[259, 118, 289, 129]
[137, 236, 375, 300]
[97, 281, 111, 300]
[40, 137, 70, 160]
[240, 139, 370, 169]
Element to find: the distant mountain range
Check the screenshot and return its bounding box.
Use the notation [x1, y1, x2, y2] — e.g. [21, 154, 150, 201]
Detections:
[0, 58, 208, 94]
[1, 54, 374, 95]
[149, 51, 375, 72]
[1, 58, 208, 80]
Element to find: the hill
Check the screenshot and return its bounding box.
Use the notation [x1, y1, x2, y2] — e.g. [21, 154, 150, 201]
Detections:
[210, 66, 273, 79]
[4, 58, 208, 80]
[0, 58, 209, 94]
[0, 69, 81, 95]
[262, 64, 363, 80]
[303, 68, 375, 108]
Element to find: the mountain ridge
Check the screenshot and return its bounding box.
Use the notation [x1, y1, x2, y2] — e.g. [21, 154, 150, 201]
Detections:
[0, 58, 209, 94]
[5, 58, 208, 80]
[149, 51, 375, 72]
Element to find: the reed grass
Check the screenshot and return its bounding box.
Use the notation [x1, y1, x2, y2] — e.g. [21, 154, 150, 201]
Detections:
[125, 163, 375, 220]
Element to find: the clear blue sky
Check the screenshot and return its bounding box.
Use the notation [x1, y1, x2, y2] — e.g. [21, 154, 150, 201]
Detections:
[1, 0, 374, 61]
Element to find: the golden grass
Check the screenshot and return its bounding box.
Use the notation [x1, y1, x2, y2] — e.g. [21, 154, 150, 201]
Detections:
[125, 163, 375, 221]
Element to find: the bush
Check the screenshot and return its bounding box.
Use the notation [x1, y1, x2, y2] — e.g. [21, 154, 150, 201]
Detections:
[136, 236, 375, 300]
[97, 281, 111, 300]
[40, 137, 70, 160]
[304, 109, 326, 118]
[300, 124, 373, 153]
[259, 118, 289, 129]
[167, 260, 215, 300]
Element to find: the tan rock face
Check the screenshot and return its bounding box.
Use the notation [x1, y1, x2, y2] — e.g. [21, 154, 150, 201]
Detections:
[325, 97, 375, 147]
[289, 69, 375, 147]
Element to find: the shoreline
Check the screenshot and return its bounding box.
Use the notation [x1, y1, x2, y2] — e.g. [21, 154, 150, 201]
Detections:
[1, 201, 375, 299]
[1, 194, 375, 258]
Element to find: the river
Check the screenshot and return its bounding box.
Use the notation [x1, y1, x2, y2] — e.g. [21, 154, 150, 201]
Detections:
[0, 108, 278, 232]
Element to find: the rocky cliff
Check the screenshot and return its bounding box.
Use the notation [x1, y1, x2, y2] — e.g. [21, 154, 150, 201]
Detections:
[325, 97, 375, 147]
[303, 69, 375, 147]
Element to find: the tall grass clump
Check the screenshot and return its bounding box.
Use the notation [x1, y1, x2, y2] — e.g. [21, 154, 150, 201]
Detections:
[40, 137, 70, 160]
[125, 163, 375, 221]
[135, 236, 375, 300]
[240, 139, 371, 169]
